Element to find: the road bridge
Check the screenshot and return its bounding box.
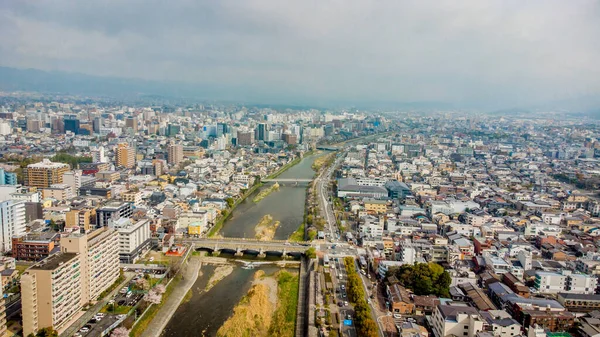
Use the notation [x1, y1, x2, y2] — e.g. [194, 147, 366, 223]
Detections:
[179, 237, 312, 257]
[261, 178, 313, 183]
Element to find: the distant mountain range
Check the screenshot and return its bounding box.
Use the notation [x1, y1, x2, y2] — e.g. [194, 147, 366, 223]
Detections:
[0, 66, 599, 116]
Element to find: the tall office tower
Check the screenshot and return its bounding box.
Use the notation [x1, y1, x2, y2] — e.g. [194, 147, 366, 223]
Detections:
[168, 143, 184, 166]
[217, 122, 229, 137]
[64, 117, 81, 134]
[115, 143, 135, 168]
[237, 131, 253, 146]
[92, 117, 102, 133]
[0, 199, 26, 252]
[125, 117, 138, 132]
[24, 159, 70, 188]
[256, 123, 269, 141]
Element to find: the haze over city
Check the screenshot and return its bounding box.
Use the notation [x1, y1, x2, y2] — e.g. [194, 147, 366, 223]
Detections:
[1, 1, 600, 110]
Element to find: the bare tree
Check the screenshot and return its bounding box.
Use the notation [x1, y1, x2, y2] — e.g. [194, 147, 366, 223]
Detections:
[110, 327, 130, 337]
[144, 290, 162, 305]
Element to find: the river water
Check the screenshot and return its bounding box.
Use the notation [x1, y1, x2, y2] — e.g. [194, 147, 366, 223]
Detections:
[219, 153, 320, 239]
[162, 154, 320, 337]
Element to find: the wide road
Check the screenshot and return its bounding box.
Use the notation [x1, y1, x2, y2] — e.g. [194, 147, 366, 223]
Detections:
[315, 152, 344, 239]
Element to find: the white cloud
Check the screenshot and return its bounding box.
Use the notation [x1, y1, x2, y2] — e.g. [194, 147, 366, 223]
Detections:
[0, 0, 599, 108]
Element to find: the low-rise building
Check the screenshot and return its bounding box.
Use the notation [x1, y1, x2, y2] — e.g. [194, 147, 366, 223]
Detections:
[11, 232, 59, 261]
[431, 304, 485, 337]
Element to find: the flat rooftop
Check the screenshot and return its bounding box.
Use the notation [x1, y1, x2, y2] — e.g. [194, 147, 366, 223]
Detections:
[30, 252, 78, 271]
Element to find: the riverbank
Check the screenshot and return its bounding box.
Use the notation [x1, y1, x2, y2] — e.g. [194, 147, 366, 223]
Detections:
[253, 182, 279, 203]
[216, 271, 275, 337]
[134, 257, 201, 337]
[205, 265, 234, 292]
[216, 269, 299, 337]
[254, 214, 279, 241]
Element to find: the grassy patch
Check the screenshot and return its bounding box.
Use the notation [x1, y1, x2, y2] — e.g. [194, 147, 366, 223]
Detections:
[15, 263, 31, 275]
[130, 275, 182, 337]
[269, 271, 299, 337]
[101, 304, 132, 315]
[288, 223, 305, 242]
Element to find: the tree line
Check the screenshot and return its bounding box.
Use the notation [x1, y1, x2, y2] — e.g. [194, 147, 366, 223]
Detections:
[343, 257, 378, 337]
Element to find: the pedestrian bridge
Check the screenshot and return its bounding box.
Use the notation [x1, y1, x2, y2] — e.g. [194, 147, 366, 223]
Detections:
[262, 178, 313, 183]
[180, 237, 312, 257]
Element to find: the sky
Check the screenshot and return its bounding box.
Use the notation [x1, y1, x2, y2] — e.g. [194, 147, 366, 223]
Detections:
[1, 0, 600, 109]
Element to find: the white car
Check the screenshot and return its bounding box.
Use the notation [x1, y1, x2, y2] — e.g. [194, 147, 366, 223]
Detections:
[393, 313, 402, 319]
[79, 327, 90, 333]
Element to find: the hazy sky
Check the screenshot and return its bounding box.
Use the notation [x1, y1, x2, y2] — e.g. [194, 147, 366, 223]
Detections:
[1, 0, 599, 108]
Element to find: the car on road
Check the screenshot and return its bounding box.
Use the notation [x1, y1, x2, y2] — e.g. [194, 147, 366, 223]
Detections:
[346, 314, 352, 320]
[117, 314, 127, 319]
[344, 301, 348, 306]
[393, 313, 402, 319]
[80, 326, 90, 333]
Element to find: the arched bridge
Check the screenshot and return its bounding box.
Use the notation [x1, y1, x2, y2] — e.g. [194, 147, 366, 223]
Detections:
[179, 237, 312, 257]
[261, 178, 313, 183]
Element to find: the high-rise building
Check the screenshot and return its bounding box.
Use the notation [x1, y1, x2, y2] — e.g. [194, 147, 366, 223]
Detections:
[168, 143, 184, 166]
[0, 200, 26, 252]
[0, 122, 11, 136]
[91, 146, 106, 163]
[256, 123, 269, 141]
[237, 131, 253, 146]
[60, 228, 120, 305]
[64, 118, 80, 135]
[62, 170, 82, 196]
[92, 117, 102, 133]
[21, 252, 82, 336]
[125, 117, 137, 132]
[110, 218, 151, 263]
[115, 143, 135, 168]
[24, 159, 70, 188]
[0, 169, 17, 186]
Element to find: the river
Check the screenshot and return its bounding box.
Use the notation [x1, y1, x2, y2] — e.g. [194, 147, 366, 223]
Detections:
[219, 153, 320, 239]
[162, 153, 321, 337]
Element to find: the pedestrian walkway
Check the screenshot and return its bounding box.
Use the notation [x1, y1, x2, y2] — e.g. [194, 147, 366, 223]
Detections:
[143, 257, 201, 337]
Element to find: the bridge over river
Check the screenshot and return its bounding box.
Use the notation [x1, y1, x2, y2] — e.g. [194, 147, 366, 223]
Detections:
[261, 178, 313, 183]
[178, 237, 312, 257]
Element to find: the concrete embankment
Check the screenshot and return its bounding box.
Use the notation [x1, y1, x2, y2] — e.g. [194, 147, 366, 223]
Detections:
[143, 258, 201, 337]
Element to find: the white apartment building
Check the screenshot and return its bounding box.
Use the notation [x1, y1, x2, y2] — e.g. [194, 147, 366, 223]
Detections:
[0, 199, 25, 252]
[60, 228, 120, 304]
[178, 211, 208, 230]
[110, 218, 151, 263]
[431, 304, 485, 337]
[62, 170, 82, 196]
[524, 223, 562, 237]
[21, 252, 82, 336]
[534, 270, 597, 294]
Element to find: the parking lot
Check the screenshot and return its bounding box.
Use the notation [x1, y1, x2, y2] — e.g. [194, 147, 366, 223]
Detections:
[74, 271, 158, 337]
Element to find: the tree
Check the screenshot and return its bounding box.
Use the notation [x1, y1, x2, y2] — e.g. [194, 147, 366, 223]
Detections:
[110, 327, 130, 337]
[135, 278, 150, 290]
[388, 262, 451, 297]
[225, 197, 235, 208]
[31, 328, 58, 337]
[305, 247, 316, 259]
[154, 284, 166, 294]
[144, 290, 162, 304]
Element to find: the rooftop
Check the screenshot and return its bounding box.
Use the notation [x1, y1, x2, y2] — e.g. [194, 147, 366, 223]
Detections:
[30, 252, 78, 271]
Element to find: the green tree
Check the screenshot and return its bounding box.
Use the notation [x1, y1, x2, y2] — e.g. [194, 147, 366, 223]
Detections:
[305, 247, 316, 259]
[225, 197, 235, 208]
